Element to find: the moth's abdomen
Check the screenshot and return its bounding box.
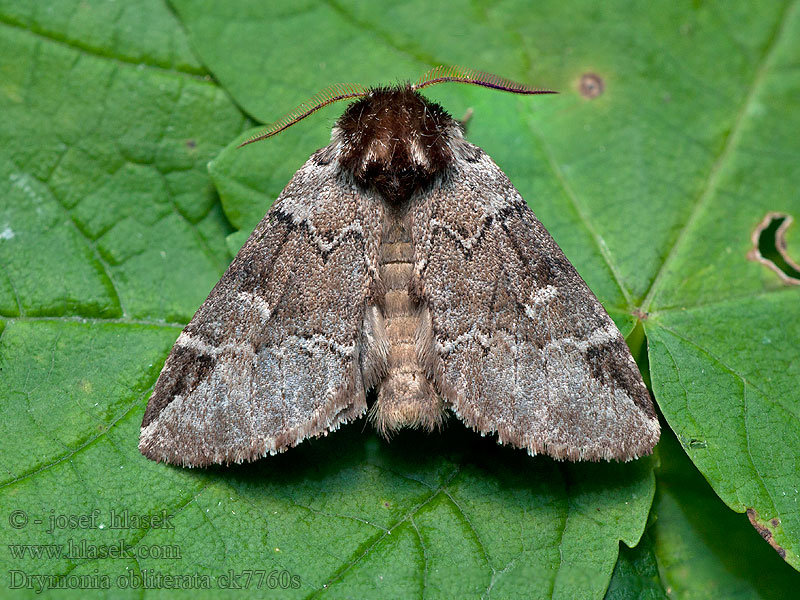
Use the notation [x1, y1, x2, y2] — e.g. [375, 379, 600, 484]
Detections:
[369, 212, 443, 434]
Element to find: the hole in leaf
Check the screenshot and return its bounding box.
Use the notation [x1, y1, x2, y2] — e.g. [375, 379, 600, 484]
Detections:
[747, 212, 800, 285]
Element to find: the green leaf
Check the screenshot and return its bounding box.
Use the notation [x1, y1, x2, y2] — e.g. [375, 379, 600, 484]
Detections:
[2, 0, 799, 598]
[185, 0, 800, 575]
[0, 1, 654, 597]
[651, 425, 800, 597]
[604, 530, 667, 600]
[0, 0, 205, 73]
[642, 5, 800, 569]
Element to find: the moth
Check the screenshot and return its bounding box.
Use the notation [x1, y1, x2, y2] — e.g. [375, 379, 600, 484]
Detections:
[140, 66, 660, 467]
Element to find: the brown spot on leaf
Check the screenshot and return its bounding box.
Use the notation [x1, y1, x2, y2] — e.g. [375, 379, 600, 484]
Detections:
[579, 73, 605, 99]
[747, 212, 800, 285]
[747, 508, 787, 560]
[186, 139, 196, 149]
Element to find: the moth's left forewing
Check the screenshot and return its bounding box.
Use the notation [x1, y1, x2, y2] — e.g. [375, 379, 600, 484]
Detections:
[414, 139, 659, 461]
[140, 149, 383, 466]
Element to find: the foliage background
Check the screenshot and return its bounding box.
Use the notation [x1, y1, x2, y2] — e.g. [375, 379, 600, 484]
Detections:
[1, 0, 799, 597]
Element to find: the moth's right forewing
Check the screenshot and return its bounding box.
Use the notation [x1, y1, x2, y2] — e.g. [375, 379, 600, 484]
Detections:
[414, 140, 659, 461]
[140, 151, 383, 466]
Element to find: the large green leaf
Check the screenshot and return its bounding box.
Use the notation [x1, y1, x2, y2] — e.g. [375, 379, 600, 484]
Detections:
[1, 0, 798, 598]
[604, 530, 666, 600]
[650, 425, 800, 598]
[181, 0, 800, 576]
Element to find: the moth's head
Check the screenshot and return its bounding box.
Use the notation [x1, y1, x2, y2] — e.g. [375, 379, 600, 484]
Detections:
[333, 85, 457, 203]
[239, 66, 555, 203]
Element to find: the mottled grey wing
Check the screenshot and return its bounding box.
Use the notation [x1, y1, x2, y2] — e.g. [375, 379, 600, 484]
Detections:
[413, 142, 659, 461]
[140, 150, 382, 466]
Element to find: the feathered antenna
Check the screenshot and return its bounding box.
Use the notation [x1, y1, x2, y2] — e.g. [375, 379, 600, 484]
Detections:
[413, 65, 556, 95]
[239, 67, 554, 147]
[238, 82, 370, 147]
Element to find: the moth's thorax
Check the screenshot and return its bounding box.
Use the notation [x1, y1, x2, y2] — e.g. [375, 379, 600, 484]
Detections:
[334, 85, 460, 204]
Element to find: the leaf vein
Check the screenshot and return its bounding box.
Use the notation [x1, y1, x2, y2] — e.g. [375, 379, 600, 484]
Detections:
[0, 17, 206, 78]
[524, 119, 633, 307]
[321, 0, 443, 67]
[313, 467, 461, 595]
[0, 389, 149, 488]
[641, 0, 799, 312]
